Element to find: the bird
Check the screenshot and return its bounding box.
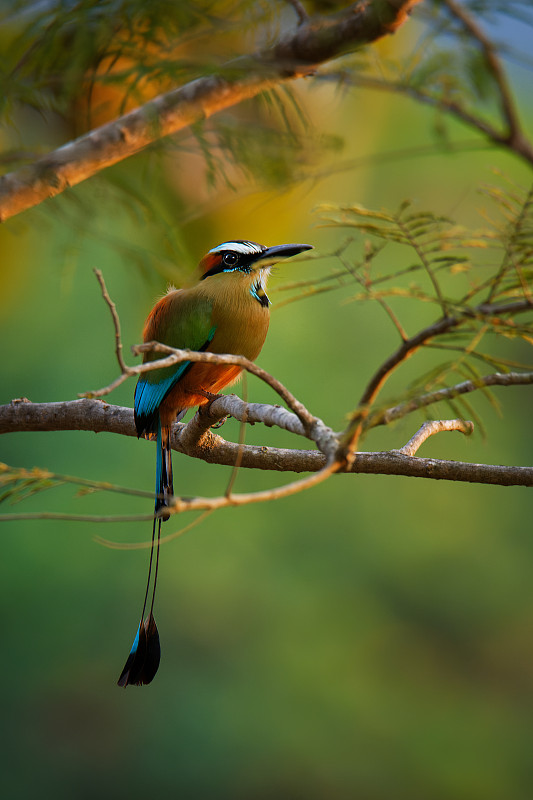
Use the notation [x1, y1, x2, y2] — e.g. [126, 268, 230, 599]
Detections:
[117, 239, 313, 687]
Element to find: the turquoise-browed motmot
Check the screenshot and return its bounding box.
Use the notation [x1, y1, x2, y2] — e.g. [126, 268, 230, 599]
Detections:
[118, 239, 312, 687]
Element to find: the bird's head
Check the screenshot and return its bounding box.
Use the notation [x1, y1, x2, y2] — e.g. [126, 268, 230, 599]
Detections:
[199, 240, 313, 281]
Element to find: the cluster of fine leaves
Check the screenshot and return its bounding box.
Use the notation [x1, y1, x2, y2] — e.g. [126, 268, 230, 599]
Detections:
[0, 0, 329, 187]
[0, 461, 153, 511]
[0, 0, 253, 118]
[277, 177, 533, 431]
[0, 0, 345, 242]
[0, 462, 61, 505]
[416, 0, 533, 111]
[317, 0, 533, 151]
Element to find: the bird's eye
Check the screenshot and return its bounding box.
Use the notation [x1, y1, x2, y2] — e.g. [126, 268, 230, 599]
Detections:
[223, 252, 239, 267]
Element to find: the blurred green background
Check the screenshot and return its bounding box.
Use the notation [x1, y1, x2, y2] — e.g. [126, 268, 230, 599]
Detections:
[1, 3, 533, 799]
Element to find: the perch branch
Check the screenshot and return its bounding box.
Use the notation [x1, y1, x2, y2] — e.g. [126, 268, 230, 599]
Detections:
[2, 399, 533, 487]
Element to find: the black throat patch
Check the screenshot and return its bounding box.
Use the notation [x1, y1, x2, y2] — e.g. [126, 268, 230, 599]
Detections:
[250, 279, 270, 308]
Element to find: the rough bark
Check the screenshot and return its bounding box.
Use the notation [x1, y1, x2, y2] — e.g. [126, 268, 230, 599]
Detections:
[2, 398, 532, 487]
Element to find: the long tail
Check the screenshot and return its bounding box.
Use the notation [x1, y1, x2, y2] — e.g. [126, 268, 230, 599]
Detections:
[155, 421, 174, 517]
[117, 421, 174, 687]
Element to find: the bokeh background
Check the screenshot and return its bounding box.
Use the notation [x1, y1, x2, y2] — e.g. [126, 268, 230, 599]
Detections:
[1, 2, 532, 798]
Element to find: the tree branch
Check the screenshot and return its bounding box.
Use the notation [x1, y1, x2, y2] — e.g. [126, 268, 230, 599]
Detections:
[339, 297, 533, 456]
[330, 73, 533, 167]
[0, 0, 421, 222]
[442, 0, 522, 142]
[2, 398, 532, 487]
[396, 419, 473, 456]
[285, 0, 309, 25]
[82, 340, 322, 440]
[370, 370, 533, 428]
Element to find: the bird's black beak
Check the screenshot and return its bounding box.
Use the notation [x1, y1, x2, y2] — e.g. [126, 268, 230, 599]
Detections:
[254, 243, 313, 266]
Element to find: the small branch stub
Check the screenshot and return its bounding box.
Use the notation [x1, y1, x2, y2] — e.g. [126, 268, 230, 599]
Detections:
[397, 419, 474, 457]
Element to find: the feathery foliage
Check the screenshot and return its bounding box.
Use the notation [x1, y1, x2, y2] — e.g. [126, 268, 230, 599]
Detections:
[274, 177, 533, 433]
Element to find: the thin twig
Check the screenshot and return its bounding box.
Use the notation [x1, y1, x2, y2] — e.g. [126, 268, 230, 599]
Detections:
[396, 419, 474, 456]
[486, 183, 533, 303]
[338, 252, 409, 341]
[167, 460, 340, 516]
[353, 316, 461, 424]
[329, 73, 533, 167]
[0, 459, 340, 522]
[341, 296, 533, 457]
[285, 0, 309, 25]
[0, 461, 155, 499]
[370, 370, 533, 428]
[88, 340, 319, 434]
[425, 323, 490, 399]
[94, 510, 215, 549]
[225, 375, 248, 498]
[396, 213, 448, 316]
[442, 0, 521, 140]
[93, 269, 129, 374]
[0, 512, 155, 522]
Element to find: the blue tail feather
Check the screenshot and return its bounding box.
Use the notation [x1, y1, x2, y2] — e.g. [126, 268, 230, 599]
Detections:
[155, 420, 163, 511]
[155, 420, 174, 516]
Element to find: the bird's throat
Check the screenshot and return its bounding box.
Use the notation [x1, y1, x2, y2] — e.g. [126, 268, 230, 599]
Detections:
[250, 268, 270, 308]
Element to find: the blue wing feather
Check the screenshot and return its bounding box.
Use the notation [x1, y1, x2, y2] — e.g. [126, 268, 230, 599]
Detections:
[134, 325, 216, 436]
[134, 362, 190, 422]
